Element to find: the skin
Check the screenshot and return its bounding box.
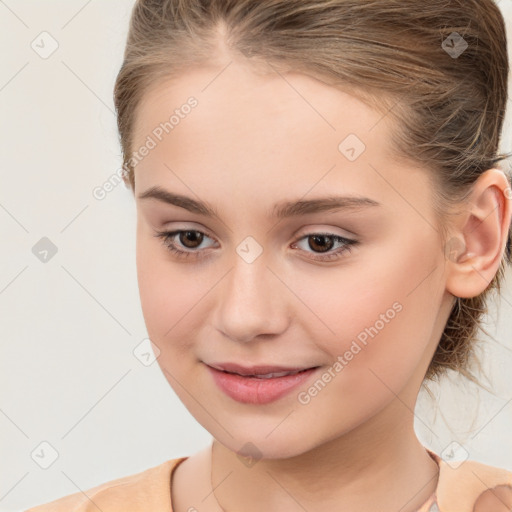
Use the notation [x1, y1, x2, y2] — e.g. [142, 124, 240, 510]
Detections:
[130, 51, 511, 512]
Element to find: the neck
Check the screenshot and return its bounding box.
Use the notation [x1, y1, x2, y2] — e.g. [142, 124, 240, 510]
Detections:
[210, 399, 439, 512]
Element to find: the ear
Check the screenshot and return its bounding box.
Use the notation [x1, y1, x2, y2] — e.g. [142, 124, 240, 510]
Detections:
[445, 168, 512, 299]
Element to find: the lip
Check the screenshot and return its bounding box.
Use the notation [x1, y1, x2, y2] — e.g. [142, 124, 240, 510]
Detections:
[208, 362, 316, 376]
[205, 363, 321, 404]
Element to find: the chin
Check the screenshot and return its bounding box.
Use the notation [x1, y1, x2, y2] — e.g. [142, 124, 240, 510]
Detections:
[213, 427, 320, 462]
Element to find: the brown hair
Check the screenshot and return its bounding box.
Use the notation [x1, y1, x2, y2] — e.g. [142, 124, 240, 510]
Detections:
[114, 0, 512, 385]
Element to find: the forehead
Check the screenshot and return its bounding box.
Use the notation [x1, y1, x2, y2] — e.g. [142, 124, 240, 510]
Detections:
[131, 62, 431, 215]
[133, 63, 389, 150]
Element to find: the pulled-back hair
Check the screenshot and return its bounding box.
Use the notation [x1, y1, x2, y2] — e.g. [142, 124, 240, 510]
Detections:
[114, 0, 511, 384]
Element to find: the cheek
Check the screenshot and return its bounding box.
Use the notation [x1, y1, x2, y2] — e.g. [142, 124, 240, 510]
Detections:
[135, 232, 206, 353]
[299, 233, 441, 391]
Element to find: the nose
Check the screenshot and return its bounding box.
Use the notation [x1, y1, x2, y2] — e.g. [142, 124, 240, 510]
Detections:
[213, 250, 289, 343]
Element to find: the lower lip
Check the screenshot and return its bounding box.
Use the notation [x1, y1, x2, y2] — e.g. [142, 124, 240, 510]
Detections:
[206, 365, 320, 404]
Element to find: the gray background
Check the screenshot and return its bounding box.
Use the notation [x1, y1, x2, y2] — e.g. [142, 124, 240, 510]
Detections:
[1, 1, 511, 510]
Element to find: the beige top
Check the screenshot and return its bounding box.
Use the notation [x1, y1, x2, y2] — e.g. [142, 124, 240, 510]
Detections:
[25, 449, 512, 512]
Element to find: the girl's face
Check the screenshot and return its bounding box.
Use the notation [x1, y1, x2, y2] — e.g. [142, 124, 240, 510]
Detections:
[132, 61, 454, 458]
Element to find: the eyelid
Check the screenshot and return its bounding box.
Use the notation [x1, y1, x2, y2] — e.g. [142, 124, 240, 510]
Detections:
[159, 223, 218, 242]
[161, 223, 357, 243]
[294, 225, 358, 240]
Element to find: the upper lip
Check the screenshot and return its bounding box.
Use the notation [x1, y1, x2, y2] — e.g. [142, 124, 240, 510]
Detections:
[206, 362, 319, 376]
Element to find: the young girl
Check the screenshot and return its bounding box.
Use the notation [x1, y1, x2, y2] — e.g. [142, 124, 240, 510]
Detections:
[27, 0, 512, 511]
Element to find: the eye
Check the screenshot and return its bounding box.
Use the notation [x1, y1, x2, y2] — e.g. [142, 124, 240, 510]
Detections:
[153, 229, 358, 262]
[153, 229, 217, 260]
[291, 233, 358, 261]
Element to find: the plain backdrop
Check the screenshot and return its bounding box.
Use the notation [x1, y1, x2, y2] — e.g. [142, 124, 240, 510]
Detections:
[1, 1, 511, 511]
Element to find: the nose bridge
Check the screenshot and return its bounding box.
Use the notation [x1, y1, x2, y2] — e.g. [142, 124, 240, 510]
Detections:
[215, 238, 287, 342]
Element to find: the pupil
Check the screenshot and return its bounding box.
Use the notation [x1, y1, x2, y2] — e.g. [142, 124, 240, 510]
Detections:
[181, 231, 203, 248]
[309, 235, 333, 253]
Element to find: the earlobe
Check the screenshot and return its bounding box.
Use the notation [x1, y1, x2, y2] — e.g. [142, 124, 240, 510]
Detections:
[445, 168, 512, 299]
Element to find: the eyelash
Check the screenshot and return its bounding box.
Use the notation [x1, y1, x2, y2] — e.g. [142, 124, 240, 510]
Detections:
[153, 229, 359, 262]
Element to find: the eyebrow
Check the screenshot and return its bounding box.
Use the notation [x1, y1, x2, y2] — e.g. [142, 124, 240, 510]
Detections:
[137, 186, 381, 219]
